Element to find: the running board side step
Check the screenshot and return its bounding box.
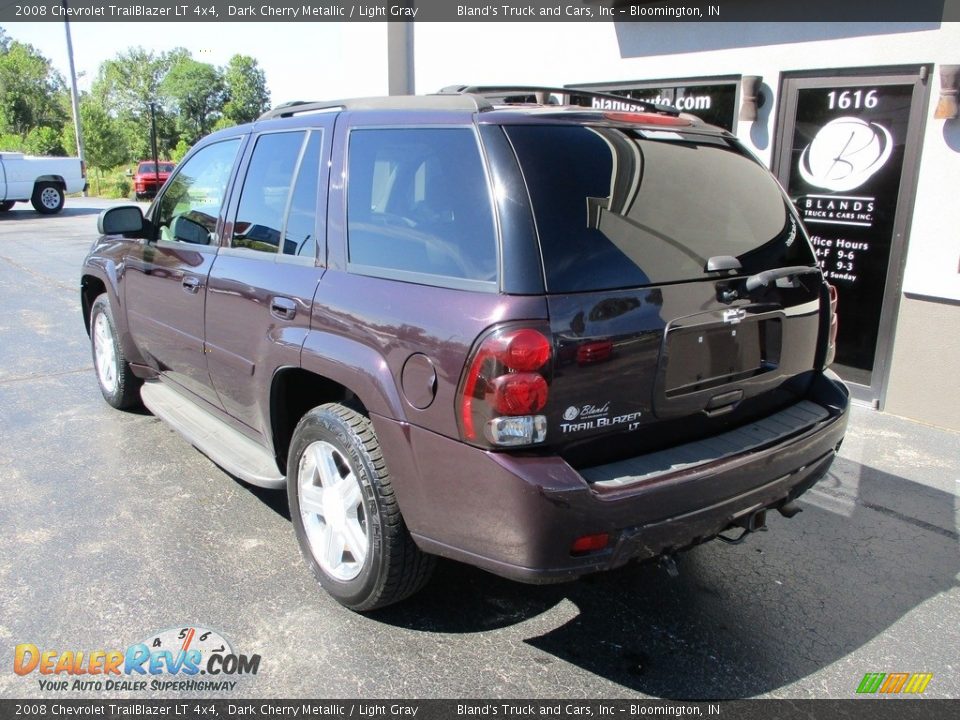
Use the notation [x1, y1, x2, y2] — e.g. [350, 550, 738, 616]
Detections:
[141, 382, 286, 489]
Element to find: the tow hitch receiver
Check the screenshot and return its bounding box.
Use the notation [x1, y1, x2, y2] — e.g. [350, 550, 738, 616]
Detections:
[717, 508, 768, 545]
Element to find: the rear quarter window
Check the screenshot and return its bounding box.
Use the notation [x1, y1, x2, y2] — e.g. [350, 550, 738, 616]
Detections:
[346, 127, 498, 288]
[506, 125, 814, 293]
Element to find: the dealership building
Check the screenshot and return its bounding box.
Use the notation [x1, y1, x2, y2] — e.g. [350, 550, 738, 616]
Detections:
[393, 20, 960, 430]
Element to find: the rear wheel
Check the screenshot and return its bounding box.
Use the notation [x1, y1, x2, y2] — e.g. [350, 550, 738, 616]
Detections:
[287, 403, 435, 611]
[90, 294, 142, 410]
[0, 201, 14, 212]
[31, 182, 64, 214]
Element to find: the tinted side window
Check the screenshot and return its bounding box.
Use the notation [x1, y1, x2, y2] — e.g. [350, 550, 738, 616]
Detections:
[233, 131, 305, 253]
[282, 131, 321, 258]
[347, 128, 497, 284]
[155, 139, 241, 245]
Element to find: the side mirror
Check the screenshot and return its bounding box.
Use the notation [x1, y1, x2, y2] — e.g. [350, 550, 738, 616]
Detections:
[98, 206, 145, 237]
[171, 214, 211, 245]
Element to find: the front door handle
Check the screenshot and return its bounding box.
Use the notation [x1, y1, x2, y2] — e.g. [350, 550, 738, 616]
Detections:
[182, 276, 202, 294]
[270, 296, 297, 320]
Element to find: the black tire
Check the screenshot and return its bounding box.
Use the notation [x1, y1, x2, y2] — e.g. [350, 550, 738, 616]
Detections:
[89, 294, 142, 410]
[0, 201, 14, 212]
[287, 403, 435, 611]
[31, 181, 64, 214]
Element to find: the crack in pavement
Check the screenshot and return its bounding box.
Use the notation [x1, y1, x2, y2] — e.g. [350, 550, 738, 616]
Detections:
[810, 485, 959, 541]
[0, 367, 92, 385]
[0, 252, 78, 295]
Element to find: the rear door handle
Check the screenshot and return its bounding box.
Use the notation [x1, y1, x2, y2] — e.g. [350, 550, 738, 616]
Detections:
[270, 296, 297, 320]
[182, 276, 202, 294]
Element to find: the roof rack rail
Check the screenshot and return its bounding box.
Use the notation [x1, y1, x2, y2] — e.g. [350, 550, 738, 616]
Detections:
[258, 94, 491, 121]
[258, 100, 345, 120]
[435, 85, 681, 116]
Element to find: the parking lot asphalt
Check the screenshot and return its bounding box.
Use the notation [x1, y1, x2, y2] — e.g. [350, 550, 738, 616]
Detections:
[0, 198, 957, 700]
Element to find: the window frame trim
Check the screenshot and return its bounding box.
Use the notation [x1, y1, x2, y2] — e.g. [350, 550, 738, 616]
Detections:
[229, 127, 311, 258]
[148, 135, 245, 250]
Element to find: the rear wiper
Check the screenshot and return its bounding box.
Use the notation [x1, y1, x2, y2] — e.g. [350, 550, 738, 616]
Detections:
[745, 266, 819, 292]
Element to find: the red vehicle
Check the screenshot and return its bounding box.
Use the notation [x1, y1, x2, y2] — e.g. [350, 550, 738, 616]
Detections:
[132, 160, 175, 200]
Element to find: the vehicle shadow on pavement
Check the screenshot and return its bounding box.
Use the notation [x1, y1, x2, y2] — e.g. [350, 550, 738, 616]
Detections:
[370, 457, 959, 698]
[0, 207, 104, 220]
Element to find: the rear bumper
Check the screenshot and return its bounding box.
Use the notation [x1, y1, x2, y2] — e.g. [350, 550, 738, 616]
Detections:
[373, 371, 849, 583]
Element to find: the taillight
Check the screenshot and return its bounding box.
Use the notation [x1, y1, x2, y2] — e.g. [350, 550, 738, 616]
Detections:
[489, 373, 548, 415]
[825, 283, 839, 368]
[80, 160, 86, 179]
[459, 325, 552, 448]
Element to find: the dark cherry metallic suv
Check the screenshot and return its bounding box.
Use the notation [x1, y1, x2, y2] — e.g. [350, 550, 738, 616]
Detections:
[81, 86, 849, 611]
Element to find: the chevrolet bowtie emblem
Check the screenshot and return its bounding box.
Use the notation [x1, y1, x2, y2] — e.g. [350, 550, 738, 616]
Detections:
[723, 308, 747, 324]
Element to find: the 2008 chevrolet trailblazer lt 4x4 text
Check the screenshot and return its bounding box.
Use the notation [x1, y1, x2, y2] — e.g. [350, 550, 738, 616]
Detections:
[81, 86, 849, 611]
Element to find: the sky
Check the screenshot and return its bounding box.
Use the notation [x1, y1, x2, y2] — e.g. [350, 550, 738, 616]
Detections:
[1, 21, 392, 105]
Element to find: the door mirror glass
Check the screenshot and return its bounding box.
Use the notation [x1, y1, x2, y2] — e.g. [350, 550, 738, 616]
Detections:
[98, 206, 145, 236]
[171, 214, 212, 245]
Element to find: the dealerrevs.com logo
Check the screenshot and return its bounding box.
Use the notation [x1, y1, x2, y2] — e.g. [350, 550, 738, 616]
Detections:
[13, 626, 260, 692]
[856, 672, 933, 695]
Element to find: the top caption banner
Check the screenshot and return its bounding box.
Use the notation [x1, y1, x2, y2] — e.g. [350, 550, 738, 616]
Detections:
[4, 0, 960, 22]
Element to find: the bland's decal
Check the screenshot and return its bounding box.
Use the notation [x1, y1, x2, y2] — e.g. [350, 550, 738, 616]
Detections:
[785, 216, 797, 247]
[559, 402, 641, 434]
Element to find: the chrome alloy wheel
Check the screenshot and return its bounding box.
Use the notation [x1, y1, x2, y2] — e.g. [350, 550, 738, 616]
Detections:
[298, 440, 368, 581]
[92, 312, 118, 395]
[39, 186, 61, 210]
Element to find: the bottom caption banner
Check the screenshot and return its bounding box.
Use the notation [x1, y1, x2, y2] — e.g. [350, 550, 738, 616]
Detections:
[0, 700, 956, 720]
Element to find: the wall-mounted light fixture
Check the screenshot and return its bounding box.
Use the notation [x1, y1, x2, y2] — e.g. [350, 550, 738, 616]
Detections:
[934, 65, 959, 120]
[739, 75, 764, 121]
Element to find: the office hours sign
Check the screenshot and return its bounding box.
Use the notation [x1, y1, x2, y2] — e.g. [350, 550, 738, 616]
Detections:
[784, 83, 914, 377]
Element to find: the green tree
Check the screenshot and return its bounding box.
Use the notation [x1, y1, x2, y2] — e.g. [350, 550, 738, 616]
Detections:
[23, 126, 63, 155]
[92, 47, 182, 159]
[63, 96, 128, 169]
[161, 56, 225, 145]
[170, 138, 191, 163]
[222, 55, 270, 126]
[0, 38, 67, 137]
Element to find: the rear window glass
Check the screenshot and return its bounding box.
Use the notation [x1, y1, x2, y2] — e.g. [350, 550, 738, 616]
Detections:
[506, 125, 814, 293]
[347, 127, 497, 285]
[139, 163, 175, 173]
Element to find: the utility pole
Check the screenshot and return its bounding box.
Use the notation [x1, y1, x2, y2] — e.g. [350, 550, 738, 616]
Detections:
[150, 102, 160, 189]
[62, 1, 86, 196]
[387, 23, 415, 96]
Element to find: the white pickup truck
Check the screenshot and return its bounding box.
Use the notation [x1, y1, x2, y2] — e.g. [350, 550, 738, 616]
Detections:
[0, 152, 87, 214]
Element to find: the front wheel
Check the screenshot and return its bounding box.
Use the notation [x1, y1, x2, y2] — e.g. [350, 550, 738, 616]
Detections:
[0, 201, 14, 212]
[90, 294, 142, 409]
[287, 403, 435, 611]
[31, 182, 64, 214]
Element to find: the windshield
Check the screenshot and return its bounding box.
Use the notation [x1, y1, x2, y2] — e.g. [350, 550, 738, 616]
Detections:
[506, 125, 815, 293]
